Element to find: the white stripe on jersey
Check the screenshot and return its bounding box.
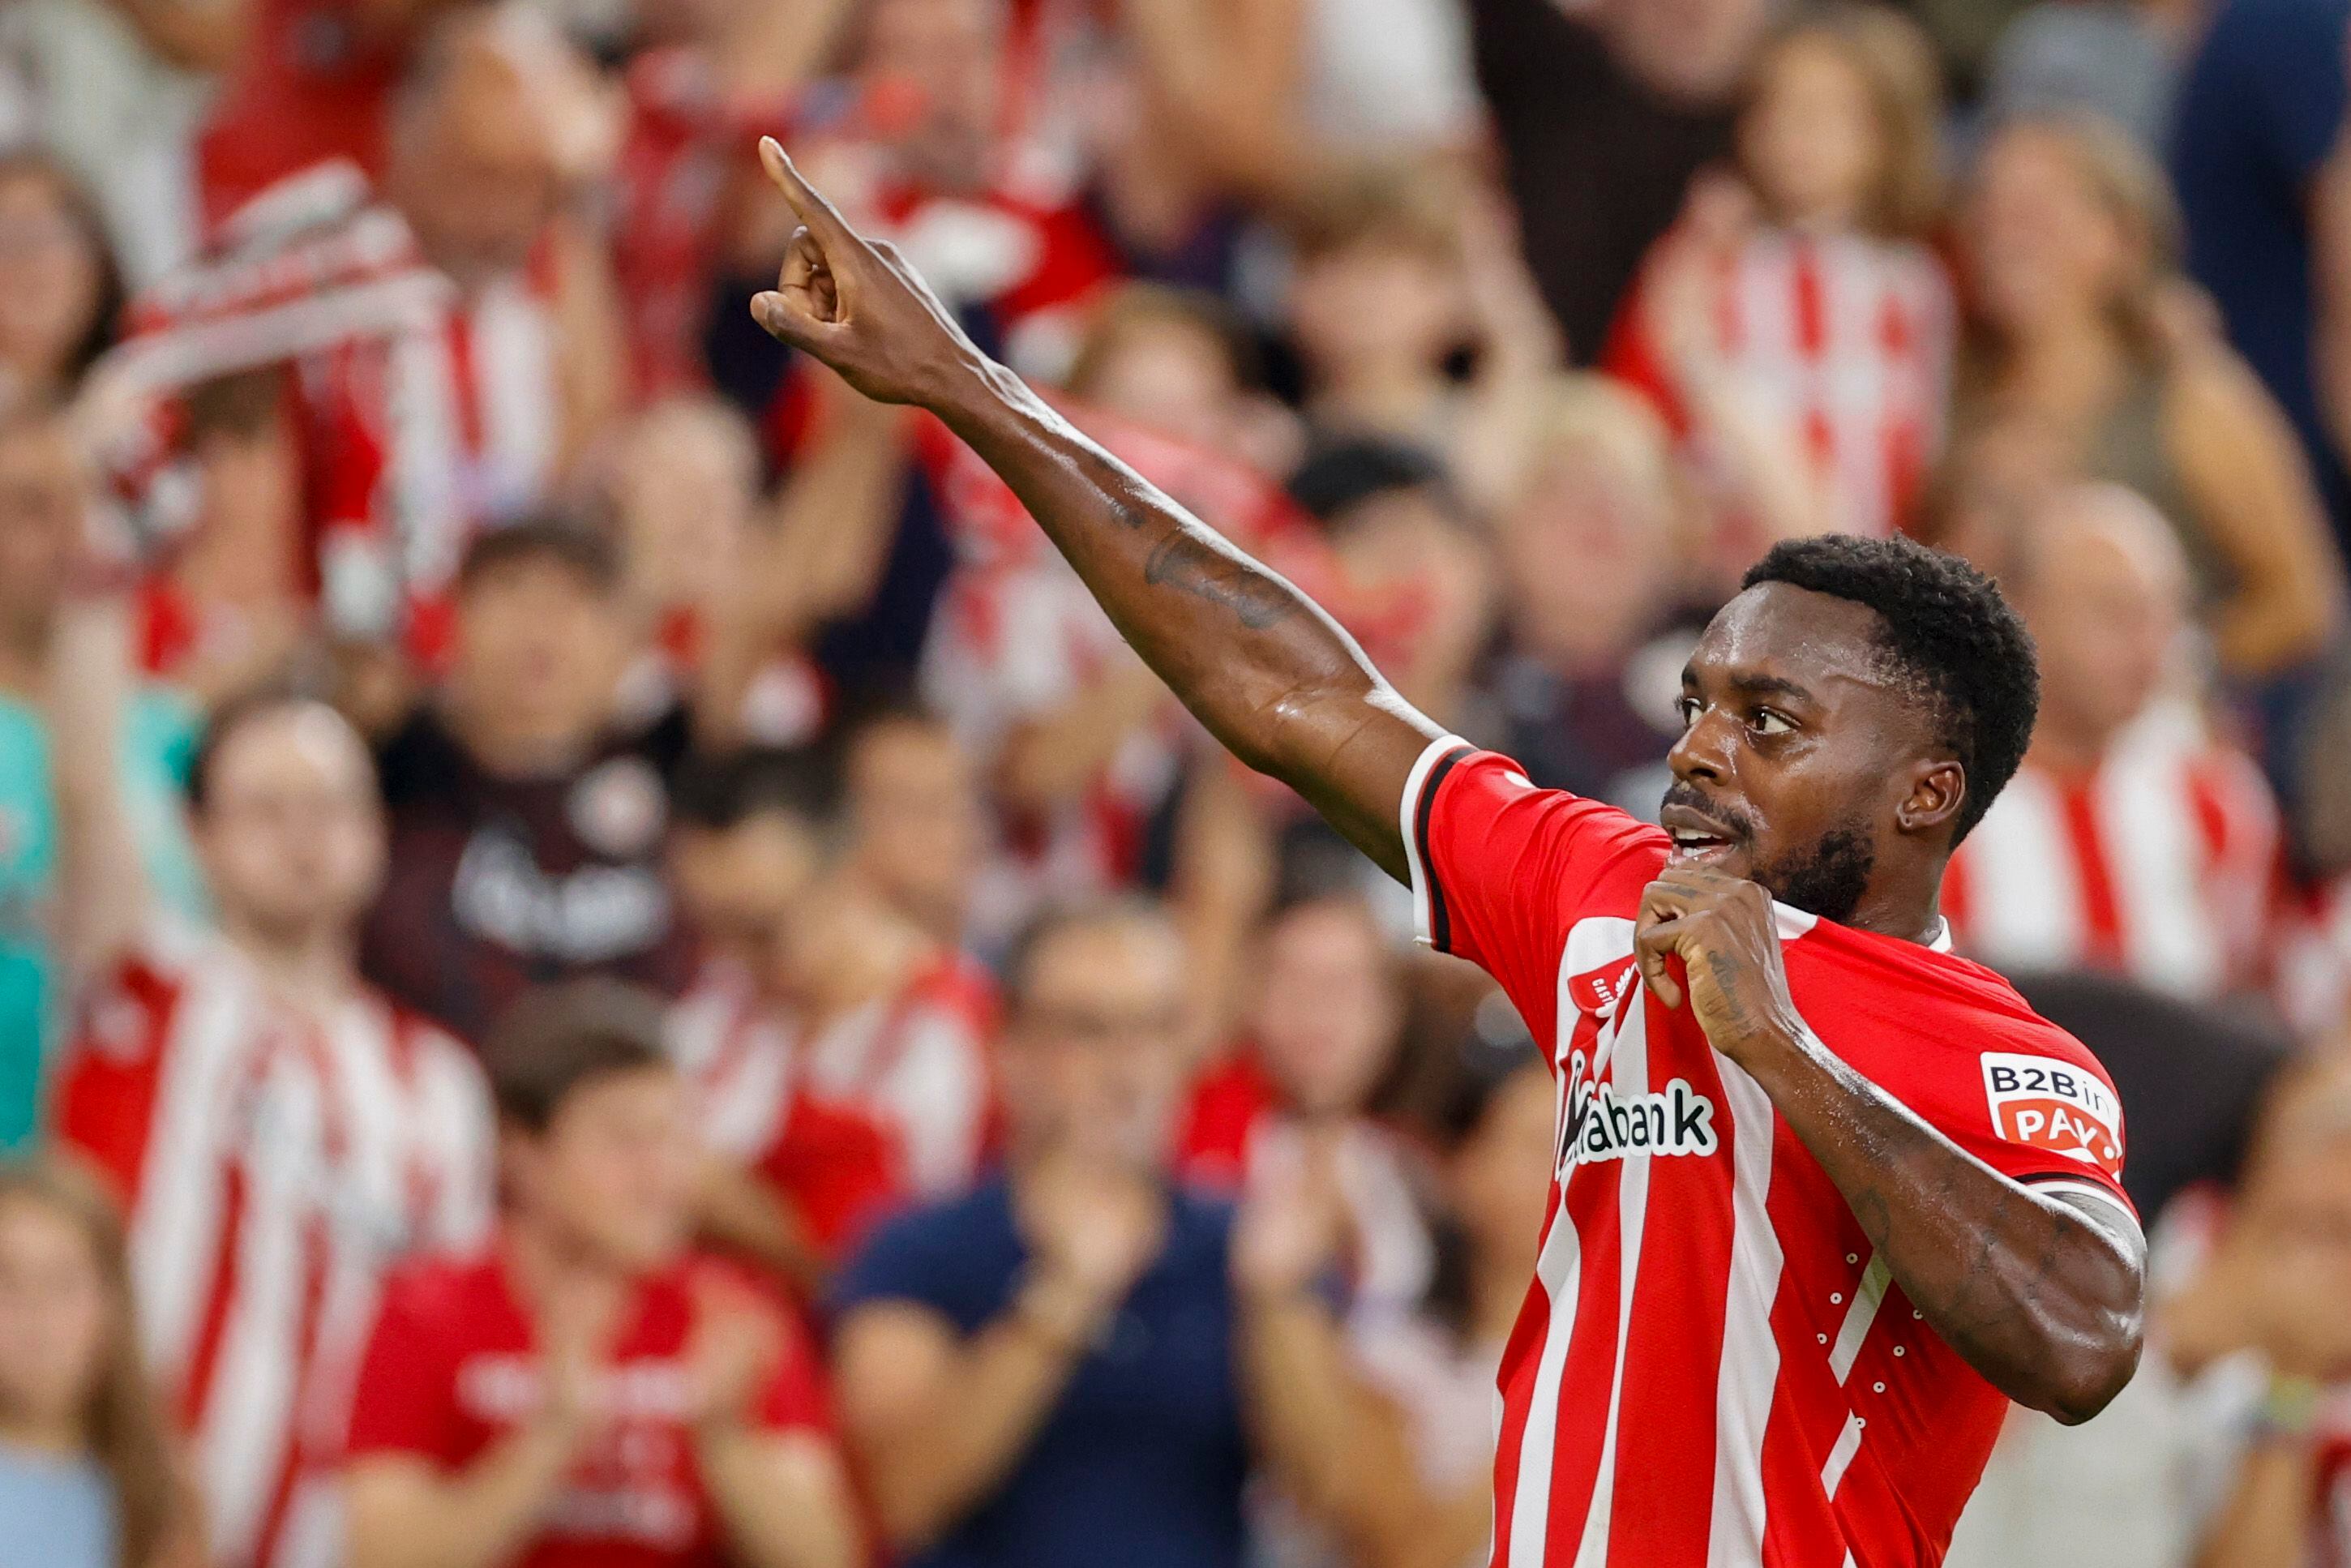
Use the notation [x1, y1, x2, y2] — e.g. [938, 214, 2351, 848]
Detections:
[1573, 991, 1655, 1566]
[1707, 1054, 1787, 1568]
[1828, 1253, 1891, 1385]
[1820, 1412, 1866, 1499]
[1401, 735, 1459, 949]
[1506, 1197, 1584, 1568]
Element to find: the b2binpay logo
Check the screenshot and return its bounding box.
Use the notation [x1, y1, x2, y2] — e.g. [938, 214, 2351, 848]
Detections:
[1981, 1053, 2122, 1178]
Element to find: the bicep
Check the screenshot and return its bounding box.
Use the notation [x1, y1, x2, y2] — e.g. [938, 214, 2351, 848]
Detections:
[1283, 688, 1450, 884]
[2049, 1188, 2149, 1281]
[2171, 360, 2342, 589]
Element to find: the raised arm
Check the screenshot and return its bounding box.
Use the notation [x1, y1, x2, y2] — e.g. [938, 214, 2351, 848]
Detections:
[746, 139, 1442, 879]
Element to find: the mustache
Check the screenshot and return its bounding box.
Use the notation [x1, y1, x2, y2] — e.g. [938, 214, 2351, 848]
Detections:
[1659, 782, 1754, 842]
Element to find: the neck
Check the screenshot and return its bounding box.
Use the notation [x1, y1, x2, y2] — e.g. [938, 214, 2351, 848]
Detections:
[0, 621, 48, 700]
[445, 697, 593, 779]
[0, 1408, 87, 1457]
[220, 913, 357, 1009]
[502, 1220, 632, 1322]
[2004, 309, 2125, 409]
[1842, 872, 1948, 948]
[2027, 718, 2115, 778]
[1315, 357, 1441, 424]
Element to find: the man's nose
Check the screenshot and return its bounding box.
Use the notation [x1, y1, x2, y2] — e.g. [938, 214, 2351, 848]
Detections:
[1668, 709, 1731, 784]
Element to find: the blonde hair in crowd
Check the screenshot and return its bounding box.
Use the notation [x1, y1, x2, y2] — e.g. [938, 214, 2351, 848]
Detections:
[0, 1158, 189, 1568]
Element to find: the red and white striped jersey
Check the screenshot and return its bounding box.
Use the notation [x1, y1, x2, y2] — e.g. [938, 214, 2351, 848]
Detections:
[1400, 740, 2136, 1567]
[51, 920, 494, 1568]
[1606, 227, 1954, 540]
[1941, 705, 2281, 1001]
[668, 954, 1000, 1202]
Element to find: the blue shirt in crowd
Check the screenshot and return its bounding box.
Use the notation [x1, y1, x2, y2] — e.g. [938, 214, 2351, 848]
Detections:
[0, 1442, 118, 1568]
[833, 1176, 1252, 1568]
[2171, 0, 2351, 542]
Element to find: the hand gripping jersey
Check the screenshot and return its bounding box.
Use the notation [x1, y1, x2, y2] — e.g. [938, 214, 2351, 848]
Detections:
[1398, 741, 2136, 1568]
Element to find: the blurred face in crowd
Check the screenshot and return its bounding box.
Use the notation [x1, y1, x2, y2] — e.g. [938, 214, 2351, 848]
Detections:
[672, 808, 824, 982]
[0, 163, 106, 389]
[507, 1065, 699, 1273]
[1741, 32, 1880, 229]
[614, 399, 758, 613]
[1074, 314, 1242, 452]
[449, 554, 628, 769]
[1445, 1061, 1557, 1275]
[861, 0, 1006, 194]
[845, 717, 984, 940]
[1250, 898, 1402, 1119]
[195, 702, 387, 945]
[1499, 415, 1677, 670]
[2013, 485, 2186, 757]
[0, 418, 83, 653]
[1002, 913, 1189, 1169]
[389, 24, 571, 289]
[1290, 236, 1462, 382]
[0, 1190, 110, 1432]
[1962, 124, 2139, 338]
[1595, 0, 1773, 105]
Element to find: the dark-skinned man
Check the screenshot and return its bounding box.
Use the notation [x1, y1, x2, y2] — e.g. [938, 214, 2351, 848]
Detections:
[743, 137, 2148, 1567]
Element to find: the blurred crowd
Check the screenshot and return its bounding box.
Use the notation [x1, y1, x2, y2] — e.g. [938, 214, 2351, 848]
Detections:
[6, 0, 2351, 1565]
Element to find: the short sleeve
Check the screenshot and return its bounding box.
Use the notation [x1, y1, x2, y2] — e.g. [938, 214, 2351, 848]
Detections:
[1906, 1037, 2139, 1234]
[1400, 739, 1663, 1035]
[830, 1204, 988, 1333]
[345, 1280, 462, 1463]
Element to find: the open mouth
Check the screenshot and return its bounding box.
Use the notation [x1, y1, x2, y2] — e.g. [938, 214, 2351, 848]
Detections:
[1662, 803, 1743, 868]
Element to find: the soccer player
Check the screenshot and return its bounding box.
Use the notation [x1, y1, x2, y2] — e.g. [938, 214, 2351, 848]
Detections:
[747, 140, 2148, 1565]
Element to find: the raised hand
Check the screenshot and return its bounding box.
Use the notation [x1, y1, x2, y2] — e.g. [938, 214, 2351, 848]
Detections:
[1017, 1151, 1171, 1310]
[1634, 864, 1804, 1065]
[748, 136, 991, 409]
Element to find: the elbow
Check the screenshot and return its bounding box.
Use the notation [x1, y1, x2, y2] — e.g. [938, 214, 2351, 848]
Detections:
[2034, 1315, 2146, 1427]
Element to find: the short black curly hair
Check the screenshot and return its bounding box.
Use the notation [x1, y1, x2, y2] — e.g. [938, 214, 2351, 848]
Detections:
[1741, 534, 2038, 846]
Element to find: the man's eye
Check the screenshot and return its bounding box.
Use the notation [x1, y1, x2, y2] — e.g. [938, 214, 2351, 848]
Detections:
[1676, 696, 1701, 727]
[1753, 709, 1796, 736]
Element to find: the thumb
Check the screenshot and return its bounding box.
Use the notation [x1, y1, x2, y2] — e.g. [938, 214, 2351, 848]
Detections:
[749, 289, 848, 354]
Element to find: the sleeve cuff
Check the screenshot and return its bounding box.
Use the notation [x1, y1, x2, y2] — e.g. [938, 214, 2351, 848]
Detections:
[2019, 1172, 2142, 1236]
[1399, 735, 1472, 952]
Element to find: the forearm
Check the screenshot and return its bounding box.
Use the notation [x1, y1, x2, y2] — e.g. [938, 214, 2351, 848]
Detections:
[698, 1429, 859, 1568]
[859, 1284, 1098, 1548]
[346, 1423, 580, 1568]
[2195, 1441, 2319, 1568]
[1240, 1291, 1363, 1523]
[931, 362, 1435, 874]
[1737, 1023, 2143, 1423]
[46, 594, 150, 982]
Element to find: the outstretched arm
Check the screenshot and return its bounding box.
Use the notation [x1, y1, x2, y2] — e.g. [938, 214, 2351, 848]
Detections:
[746, 139, 1442, 879]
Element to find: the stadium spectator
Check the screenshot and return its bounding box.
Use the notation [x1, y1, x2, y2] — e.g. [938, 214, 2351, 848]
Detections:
[343, 979, 859, 1568]
[838, 705, 990, 949]
[360, 518, 694, 1043]
[2159, 1064, 2351, 1568]
[1469, 0, 1766, 360]
[1942, 483, 2284, 1000]
[1606, 4, 1953, 542]
[2169, 0, 2351, 556]
[829, 899, 1362, 1568]
[0, 153, 121, 418]
[767, 868, 998, 1202]
[1281, 440, 1494, 728]
[49, 675, 492, 1568]
[1061, 285, 1300, 482]
[1283, 172, 1561, 512]
[0, 410, 205, 1150]
[0, 1158, 197, 1568]
[1954, 112, 2345, 682]
[1466, 375, 1691, 815]
[665, 749, 906, 1284]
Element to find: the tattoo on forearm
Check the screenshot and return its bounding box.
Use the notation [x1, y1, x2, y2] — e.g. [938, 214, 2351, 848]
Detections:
[1142, 530, 1301, 631]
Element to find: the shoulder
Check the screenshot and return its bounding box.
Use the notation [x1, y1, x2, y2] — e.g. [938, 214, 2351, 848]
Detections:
[836, 1182, 1017, 1299]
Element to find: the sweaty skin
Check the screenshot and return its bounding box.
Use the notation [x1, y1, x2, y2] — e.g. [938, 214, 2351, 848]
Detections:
[745, 138, 2145, 1423]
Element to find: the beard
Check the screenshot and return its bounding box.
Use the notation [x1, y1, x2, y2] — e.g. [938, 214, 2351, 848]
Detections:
[1755, 820, 1877, 926]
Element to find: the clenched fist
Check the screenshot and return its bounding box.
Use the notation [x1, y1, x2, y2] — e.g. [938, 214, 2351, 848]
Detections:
[1634, 865, 1806, 1066]
[749, 137, 992, 410]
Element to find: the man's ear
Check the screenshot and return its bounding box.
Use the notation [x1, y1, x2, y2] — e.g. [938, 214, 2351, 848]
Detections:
[1895, 759, 1967, 839]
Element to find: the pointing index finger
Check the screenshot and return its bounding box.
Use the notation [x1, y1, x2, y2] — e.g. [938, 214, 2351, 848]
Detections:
[759, 137, 859, 253]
